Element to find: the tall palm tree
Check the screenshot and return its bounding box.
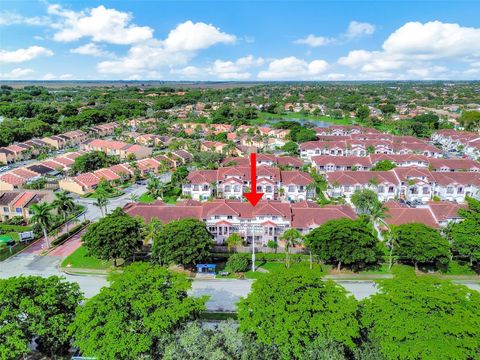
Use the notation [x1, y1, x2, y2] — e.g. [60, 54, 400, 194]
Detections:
[52, 191, 76, 234]
[369, 202, 389, 239]
[280, 228, 303, 268]
[29, 202, 54, 248]
[94, 195, 108, 217]
[144, 218, 162, 245]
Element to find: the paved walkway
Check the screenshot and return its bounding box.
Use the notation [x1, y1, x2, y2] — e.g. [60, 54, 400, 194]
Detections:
[48, 229, 85, 257]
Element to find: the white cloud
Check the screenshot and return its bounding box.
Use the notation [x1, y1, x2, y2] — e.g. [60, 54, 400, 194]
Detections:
[48, 4, 153, 44]
[0, 46, 53, 63]
[294, 34, 333, 47]
[172, 55, 263, 80]
[97, 20, 236, 75]
[383, 21, 480, 59]
[0, 11, 49, 26]
[258, 56, 328, 80]
[42, 73, 56, 80]
[337, 21, 480, 79]
[345, 21, 375, 39]
[162, 20, 236, 51]
[0, 68, 34, 79]
[70, 43, 111, 57]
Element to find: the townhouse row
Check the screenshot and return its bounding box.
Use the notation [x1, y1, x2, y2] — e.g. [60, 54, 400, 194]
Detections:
[182, 165, 315, 202]
[80, 139, 152, 160]
[325, 167, 480, 203]
[300, 137, 441, 160]
[124, 198, 464, 246]
[59, 150, 193, 195]
[432, 129, 480, 160]
[0, 151, 85, 191]
[312, 153, 480, 173]
[0, 123, 118, 165]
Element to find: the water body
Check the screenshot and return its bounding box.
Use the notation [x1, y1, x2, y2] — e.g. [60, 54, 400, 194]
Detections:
[265, 117, 332, 128]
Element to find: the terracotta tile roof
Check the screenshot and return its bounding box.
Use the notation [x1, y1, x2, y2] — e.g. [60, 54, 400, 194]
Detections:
[11, 168, 38, 179]
[11, 191, 35, 209]
[94, 169, 120, 181]
[385, 204, 439, 228]
[326, 171, 398, 186]
[108, 164, 133, 176]
[427, 158, 480, 171]
[280, 171, 314, 185]
[6, 144, 26, 153]
[0, 173, 25, 186]
[74, 173, 100, 187]
[431, 172, 480, 186]
[427, 201, 466, 222]
[312, 155, 372, 167]
[291, 205, 357, 228]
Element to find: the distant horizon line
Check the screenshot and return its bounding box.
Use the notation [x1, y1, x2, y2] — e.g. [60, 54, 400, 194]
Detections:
[1, 79, 479, 83]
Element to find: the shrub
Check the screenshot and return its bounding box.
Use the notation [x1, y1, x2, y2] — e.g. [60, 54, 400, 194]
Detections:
[225, 253, 249, 273]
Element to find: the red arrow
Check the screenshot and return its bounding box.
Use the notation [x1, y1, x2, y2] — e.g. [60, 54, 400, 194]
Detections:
[244, 153, 264, 206]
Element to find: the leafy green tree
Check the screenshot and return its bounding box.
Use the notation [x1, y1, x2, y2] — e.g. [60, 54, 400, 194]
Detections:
[280, 228, 303, 268]
[29, 202, 55, 248]
[152, 218, 213, 267]
[82, 208, 144, 266]
[371, 160, 396, 171]
[0, 276, 82, 359]
[361, 273, 480, 360]
[355, 105, 370, 120]
[459, 110, 480, 131]
[72, 263, 206, 360]
[147, 175, 162, 199]
[226, 233, 243, 252]
[447, 196, 480, 266]
[237, 269, 359, 359]
[392, 223, 451, 270]
[70, 151, 119, 175]
[281, 141, 299, 155]
[225, 253, 249, 273]
[305, 218, 383, 270]
[171, 165, 189, 185]
[351, 189, 381, 215]
[267, 239, 278, 253]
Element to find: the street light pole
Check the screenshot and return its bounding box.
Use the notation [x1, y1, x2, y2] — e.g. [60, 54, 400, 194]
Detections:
[252, 223, 256, 272]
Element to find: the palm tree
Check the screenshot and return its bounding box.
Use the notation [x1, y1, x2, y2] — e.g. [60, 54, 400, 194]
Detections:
[147, 176, 162, 199]
[129, 193, 139, 202]
[52, 191, 76, 234]
[280, 228, 303, 268]
[94, 195, 108, 217]
[226, 233, 243, 252]
[29, 202, 54, 248]
[369, 202, 389, 239]
[144, 218, 162, 245]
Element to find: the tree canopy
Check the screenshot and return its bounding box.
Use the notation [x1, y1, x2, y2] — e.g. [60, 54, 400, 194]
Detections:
[448, 196, 480, 266]
[237, 269, 359, 359]
[371, 160, 396, 171]
[70, 151, 119, 175]
[0, 276, 82, 359]
[81, 207, 145, 266]
[305, 218, 383, 270]
[361, 272, 480, 360]
[152, 218, 213, 267]
[392, 223, 451, 269]
[72, 263, 206, 360]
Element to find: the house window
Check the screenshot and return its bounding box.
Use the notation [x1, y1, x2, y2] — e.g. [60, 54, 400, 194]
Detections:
[288, 185, 295, 192]
[447, 187, 454, 194]
[266, 186, 272, 193]
[227, 216, 233, 220]
[214, 215, 220, 219]
[3, 207, 8, 212]
[388, 186, 395, 193]
[355, 185, 361, 191]
[457, 187, 464, 194]
[16, 208, 22, 214]
[377, 186, 384, 193]
[193, 185, 199, 191]
[422, 187, 429, 194]
[234, 185, 240, 192]
[344, 185, 350, 192]
[225, 185, 231, 192]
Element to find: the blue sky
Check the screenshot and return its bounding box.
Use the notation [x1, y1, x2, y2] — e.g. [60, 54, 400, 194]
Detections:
[1, 1, 479, 80]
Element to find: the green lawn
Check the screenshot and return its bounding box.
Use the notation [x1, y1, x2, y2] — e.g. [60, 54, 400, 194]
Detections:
[0, 224, 32, 232]
[84, 190, 124, 199]
[61, 245, 112, 270]
[245, 260, 325, 279]
[138, 192, 155, 203]
[0, 241, 30, 261]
